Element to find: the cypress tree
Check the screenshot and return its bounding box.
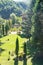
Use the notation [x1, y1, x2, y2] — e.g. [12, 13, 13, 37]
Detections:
[23, 42, 27, 65]
[14, 37, 19, 65]
[15, 37, 19, 57]
[5, 22, 9, 35]
[31, 0, 43, 58]
[2, 24, 4, 36]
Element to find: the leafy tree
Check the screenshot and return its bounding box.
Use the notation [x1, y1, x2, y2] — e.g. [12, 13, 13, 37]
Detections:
[22, 10, 32, 40]
[8, 19, 12, 28]
[10, 13, 16, 26]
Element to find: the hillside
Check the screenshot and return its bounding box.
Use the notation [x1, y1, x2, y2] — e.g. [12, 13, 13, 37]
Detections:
[0, 0, 28, 19]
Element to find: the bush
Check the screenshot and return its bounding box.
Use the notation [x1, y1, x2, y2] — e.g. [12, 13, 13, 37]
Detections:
[0, 34, 2, 38]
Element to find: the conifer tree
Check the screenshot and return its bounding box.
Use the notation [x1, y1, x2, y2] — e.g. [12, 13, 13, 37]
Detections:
[23, 42, 27, 65]
[31, 0, 43, 58]
[2, 24, 4, 36]
[5, 22, 9, 35]
[15, 37, 19, 57]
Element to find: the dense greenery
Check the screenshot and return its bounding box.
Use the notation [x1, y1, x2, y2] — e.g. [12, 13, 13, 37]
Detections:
[15, 37, 19, 56]
[0, 0, 43, 65]
[22, 9, 32, 39]
[0, 0, 28, 19]
[26, 0, 43, 62]
[23, 42, 27, 65]
[31, 0, 43, 57]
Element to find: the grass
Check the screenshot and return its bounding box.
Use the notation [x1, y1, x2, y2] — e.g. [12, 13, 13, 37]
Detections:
[0, 34, 27, 51]
[0, 34, 32, 65]
[0, 34, 42, 65]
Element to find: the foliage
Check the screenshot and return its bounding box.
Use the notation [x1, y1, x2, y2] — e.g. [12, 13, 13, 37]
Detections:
[23, 42, 27, 65]
[28, 0, 43, 60]
[23, 42, 27, 55]
[22, 10, 32, 39]
[0, 0, 28, 19]
[10, 13, 16, 25]
[15, 37, 19, 56]
[2, 24, 5, 36]
[0, 34, 27, 65]
[5, 22, 10, 35]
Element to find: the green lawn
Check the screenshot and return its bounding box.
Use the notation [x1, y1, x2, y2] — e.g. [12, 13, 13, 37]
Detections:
[0, 34, 32, 65]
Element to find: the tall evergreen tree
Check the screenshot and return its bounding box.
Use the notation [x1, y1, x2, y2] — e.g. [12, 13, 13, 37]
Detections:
[2, 24, 4, 36]
[31, 0, 43, 58]
[23, 42, 27, 65]
[15, 37, 19, 57]
[14, 37, 19, 65]
[10, 13, 16, 26]
[5, 22, 9, 35]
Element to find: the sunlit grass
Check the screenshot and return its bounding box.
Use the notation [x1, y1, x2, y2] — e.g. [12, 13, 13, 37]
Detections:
[0, 34, 32, 65]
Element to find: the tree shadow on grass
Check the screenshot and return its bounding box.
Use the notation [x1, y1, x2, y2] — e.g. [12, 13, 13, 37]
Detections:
[0, 40, 4, 46]
[0, 48, 5, 56]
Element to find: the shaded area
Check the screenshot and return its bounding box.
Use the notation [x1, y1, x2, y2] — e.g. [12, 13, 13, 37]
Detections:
[0, 48, 5, 55]
[27, 41, 36, 57]
[18, 34, 32, 39]
[23, 54, 27, 65]
[31, 55, 43, 65]
[18, 34, 26, 38]
[23, 42, 27, 65]
[0, 34, 3, 38]
[0, 40, 4, 46]
[13, 54, 27, 65]
[27, 40, 43, 65]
